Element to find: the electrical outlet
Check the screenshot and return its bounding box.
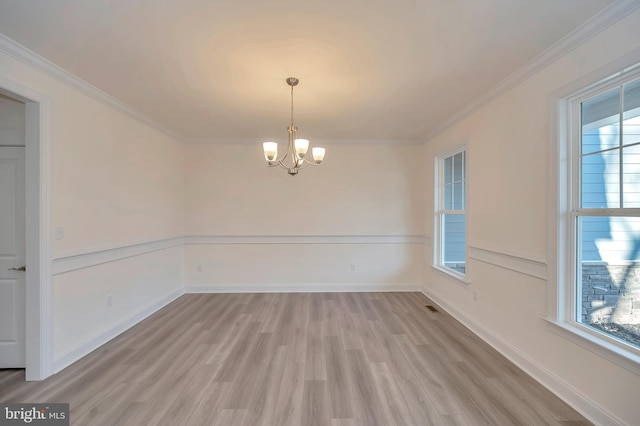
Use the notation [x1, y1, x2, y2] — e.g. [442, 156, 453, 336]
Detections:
[106, 294, 112, 307]
[350, 264, 356, 272]
[55, 227, 64, 240]
[473, 290, 478, 302]
[197, 265, 202, 272]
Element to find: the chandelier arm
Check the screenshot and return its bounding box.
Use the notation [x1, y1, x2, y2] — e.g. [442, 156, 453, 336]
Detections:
[276, 151, 291, 168]
[301, 158, 321, 166]
[276, 161, 289, 170]
[268, 157, 291, 170]
[269, 153, 310, 171]
[267, 156, 286, 168]
[273, 151, 303, 170]
[265, 150, 291, 168]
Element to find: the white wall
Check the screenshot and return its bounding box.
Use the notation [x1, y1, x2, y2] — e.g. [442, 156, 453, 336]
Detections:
[184, 143, 424, 291]
[0, 93, 24, 146]
[421, 9, 640, 426]
[0, 47, 185, 372]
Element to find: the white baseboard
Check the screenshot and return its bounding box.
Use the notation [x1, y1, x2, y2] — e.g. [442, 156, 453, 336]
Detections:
[52, 288, 184, 373]
[420, 286, 623, 426]
[185, 283, 420, 294]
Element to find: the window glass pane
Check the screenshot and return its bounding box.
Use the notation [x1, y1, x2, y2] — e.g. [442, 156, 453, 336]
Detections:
[444, 183, 452, 210]
[453, 182, 464, 210]
[581, 150, 620, 208]
[623, 115, 640, 149]
[443, 213, 466, 273]
[462, 151, 466, 180]
[624, 78, 640, 110]
[444, 156, 452, 185]
[582, 87, 620, 155]
[453, 152, 463, 182]
[437, 149, 466, 275]
[623, 79, 640, 148]
[582, 128, 619, 156]
[577, 216, 640, 350]
[580, 216, 610, 261]
[623, 144, 640, 208]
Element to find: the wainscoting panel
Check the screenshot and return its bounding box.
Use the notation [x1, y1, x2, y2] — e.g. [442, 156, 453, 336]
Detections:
[468, 244, 547, 280]
[52, 244, 184, 371]
[53, 237, 184, 275]
[184, 235, 426, 292]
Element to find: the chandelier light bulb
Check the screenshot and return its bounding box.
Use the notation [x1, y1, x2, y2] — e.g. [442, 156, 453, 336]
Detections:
[263, 142, 278, 162]
[312, 147, 326, 164]
[294, 139, 309, 158]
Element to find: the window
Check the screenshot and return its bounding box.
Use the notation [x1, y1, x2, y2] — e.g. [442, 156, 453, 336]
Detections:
[435, 146, 466, 277]
[557, 68, 640, 362]
[574, 75, 640, 352]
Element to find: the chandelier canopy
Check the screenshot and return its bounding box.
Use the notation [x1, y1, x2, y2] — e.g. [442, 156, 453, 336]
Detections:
[262, 77, 325, 176]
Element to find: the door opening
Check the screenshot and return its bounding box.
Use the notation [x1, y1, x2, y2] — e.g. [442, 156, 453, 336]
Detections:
[0, 93, 27, 367]
[0, 79, 52, 381]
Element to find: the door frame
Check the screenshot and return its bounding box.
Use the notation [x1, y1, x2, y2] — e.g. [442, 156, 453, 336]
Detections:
[0, 76, 52, 381]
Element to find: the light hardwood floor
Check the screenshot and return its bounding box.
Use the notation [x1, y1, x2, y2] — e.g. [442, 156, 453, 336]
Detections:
[0, 292, 590, 425]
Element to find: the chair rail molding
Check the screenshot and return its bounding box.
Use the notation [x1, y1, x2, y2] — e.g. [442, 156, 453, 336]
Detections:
[468, 244, 547, 280]
[53, 236, 185, 275]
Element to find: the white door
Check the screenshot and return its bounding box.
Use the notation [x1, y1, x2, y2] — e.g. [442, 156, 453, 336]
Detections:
[0, 146, 26, 368]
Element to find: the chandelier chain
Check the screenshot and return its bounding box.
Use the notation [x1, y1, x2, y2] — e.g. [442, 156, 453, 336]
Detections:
[290, 84, 294, 128]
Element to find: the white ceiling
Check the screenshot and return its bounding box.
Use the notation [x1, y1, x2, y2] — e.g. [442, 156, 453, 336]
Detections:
[0, 0, 614, 142]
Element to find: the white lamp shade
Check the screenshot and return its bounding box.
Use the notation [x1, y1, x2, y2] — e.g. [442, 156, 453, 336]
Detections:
[312, 146, 325, 164]
[294, 138, 309, 158]
[263, 142, 278, 162]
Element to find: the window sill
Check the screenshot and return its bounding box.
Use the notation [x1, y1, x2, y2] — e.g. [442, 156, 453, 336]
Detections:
[431, 264, 471, 285]
[544, 318, 640, 376]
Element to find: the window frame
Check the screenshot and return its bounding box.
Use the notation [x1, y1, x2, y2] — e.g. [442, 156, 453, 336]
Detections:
[550, 61, 640, 374]
[434, 144, 468, 281]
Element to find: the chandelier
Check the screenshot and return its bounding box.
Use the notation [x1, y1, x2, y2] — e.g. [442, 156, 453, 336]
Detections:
[262, 77, 325, 176]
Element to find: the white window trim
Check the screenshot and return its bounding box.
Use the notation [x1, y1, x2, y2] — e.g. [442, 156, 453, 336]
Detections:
[548, 53, 640, 375]
[433, 144, 469, 283]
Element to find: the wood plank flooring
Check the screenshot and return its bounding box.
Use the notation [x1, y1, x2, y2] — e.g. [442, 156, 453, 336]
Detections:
[0, 292, 590, 425]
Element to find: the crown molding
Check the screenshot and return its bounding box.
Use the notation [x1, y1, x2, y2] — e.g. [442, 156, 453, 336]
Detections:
[310, 138, 423, 145]
[423, 0, 640, 142]
[185, 234, 428, 245]
[187, 137, 422, 145]
[0, 34, 188, 144]
[3, 1, 636, 148]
